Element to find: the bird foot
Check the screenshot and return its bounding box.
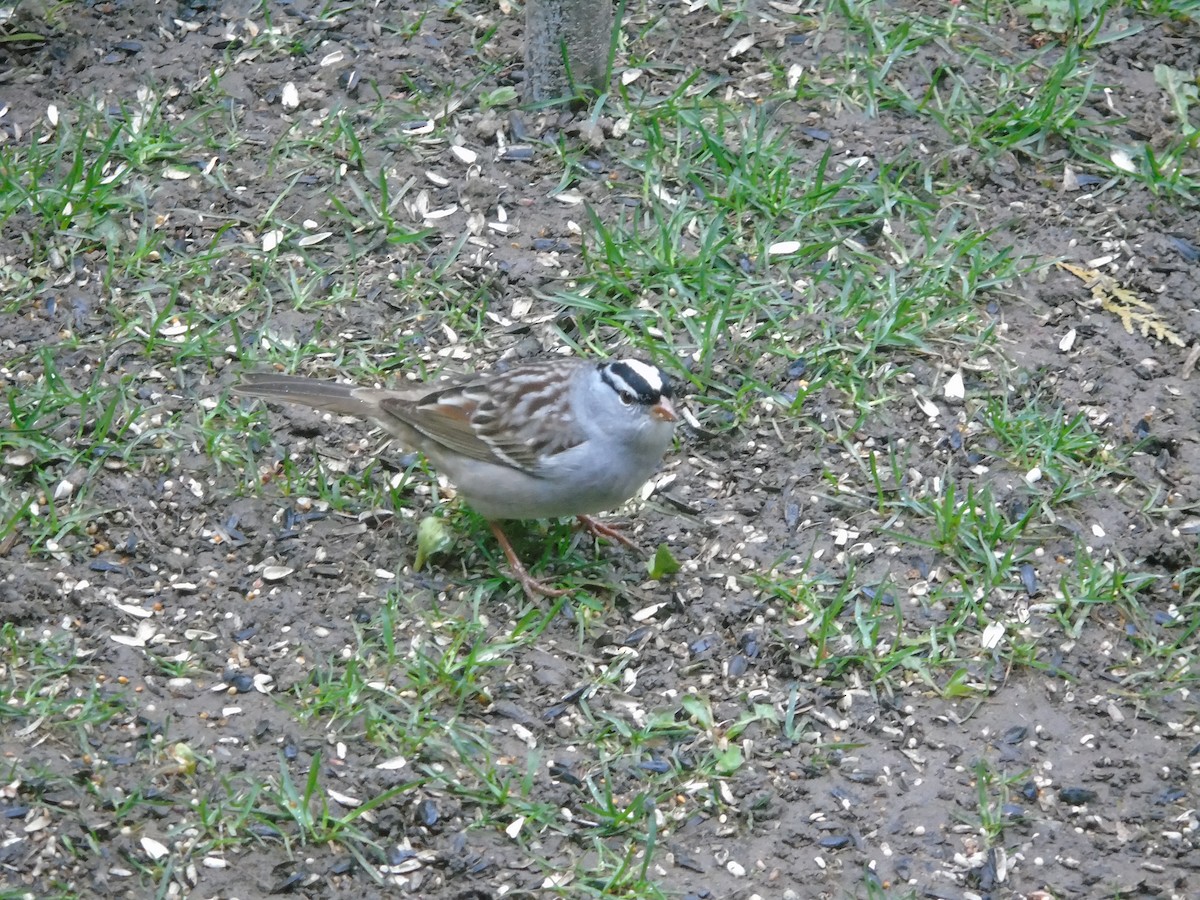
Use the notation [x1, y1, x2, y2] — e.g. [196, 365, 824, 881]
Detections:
[576, 514, 641, 552]
[488, 521, 571, 598]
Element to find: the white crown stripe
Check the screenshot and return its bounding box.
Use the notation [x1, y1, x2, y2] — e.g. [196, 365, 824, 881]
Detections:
[601, 360, 668, 404]
[616, 359, 665, 394]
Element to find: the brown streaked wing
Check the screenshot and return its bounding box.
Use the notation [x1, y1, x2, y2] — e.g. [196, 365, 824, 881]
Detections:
[464, 359, 587, 471]
[377, 359, 587, 474]
[386, 357, 588, 475]
[376, 390, 503, 467]
[470, 403, 581, 472]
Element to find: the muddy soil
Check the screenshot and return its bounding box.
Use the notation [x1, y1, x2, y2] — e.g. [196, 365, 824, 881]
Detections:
[2, 2, 1198, 899]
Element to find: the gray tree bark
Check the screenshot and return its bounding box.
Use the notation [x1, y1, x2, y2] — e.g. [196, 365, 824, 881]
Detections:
[524, 0, 614, 102]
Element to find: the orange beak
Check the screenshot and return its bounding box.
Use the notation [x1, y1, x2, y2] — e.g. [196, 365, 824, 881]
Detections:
[651, 398, 678, 423]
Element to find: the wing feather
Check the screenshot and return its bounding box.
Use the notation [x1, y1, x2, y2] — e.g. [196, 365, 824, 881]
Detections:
[377, 358, 587, 474]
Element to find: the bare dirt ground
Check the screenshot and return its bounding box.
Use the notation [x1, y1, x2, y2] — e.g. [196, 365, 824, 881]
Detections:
[2, 1, 1199, 899]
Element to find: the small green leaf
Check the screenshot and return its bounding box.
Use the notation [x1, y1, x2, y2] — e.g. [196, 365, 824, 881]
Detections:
[1154, 64, 1199, 136]
[647, 543, 680, 580]
[0, 32, 48, 43]
[414, 516, 454, 571]
[941, 667, 981, 699]
[170, 742, 199, 774]
[714, 745, 744, 776]
[479, 86, 519, 109]
[681, 694, 713, 729]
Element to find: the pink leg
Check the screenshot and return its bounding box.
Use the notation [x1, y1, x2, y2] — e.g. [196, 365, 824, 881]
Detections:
[576, 514, 640, 551]
[488, 521, 571, 598]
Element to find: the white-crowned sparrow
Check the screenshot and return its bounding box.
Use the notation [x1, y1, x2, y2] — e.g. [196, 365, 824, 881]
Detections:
[236, 356, 677, 596]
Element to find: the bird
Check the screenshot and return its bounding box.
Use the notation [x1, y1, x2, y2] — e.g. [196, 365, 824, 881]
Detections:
[235, 355, 678, 596]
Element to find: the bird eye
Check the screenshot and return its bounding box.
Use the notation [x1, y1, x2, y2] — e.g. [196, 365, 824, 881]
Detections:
[619, 390, 635, 406]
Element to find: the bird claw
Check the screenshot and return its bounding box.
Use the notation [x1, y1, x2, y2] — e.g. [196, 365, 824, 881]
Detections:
[488, 521, 572, 598]
[576, 514, 641, 552]
[513, 569, 572, 599]
[488, 517, 642, 598]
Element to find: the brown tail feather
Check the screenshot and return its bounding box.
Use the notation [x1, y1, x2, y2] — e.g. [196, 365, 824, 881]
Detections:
[235, 374, 381, 419]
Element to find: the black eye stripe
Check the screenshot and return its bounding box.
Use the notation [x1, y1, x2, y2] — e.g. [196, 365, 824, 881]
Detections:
[601, 361, 671, 405]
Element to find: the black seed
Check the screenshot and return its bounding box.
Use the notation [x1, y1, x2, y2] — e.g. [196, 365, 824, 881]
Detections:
[674, 848, 706, 873]
[739, 633, 759, 657]
[1001, 725, 1027, 744]
[819, 835, 851, 849]
[624, 626, 651, 646]
[416, 798, 439, 827]
[548, 762, 582, 787]
[1058, 787, 1098, 805]
[1019, 563, 1038, 596]
[507, 111, 529, 140]
[1154, 787, 1186, 804]
[689, 635, 717, 656]
[1167, 234, 1199, 262]
[639, 758, 670, 774]
[227, 673, 254, 694]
